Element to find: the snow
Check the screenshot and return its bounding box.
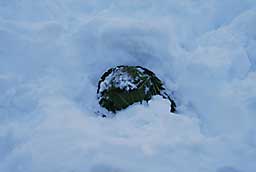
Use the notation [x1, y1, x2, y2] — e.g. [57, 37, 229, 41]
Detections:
[1, 0, 256, 172]
[98, 67, 139, 93]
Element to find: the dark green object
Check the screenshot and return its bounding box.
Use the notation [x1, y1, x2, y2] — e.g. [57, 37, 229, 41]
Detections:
[97, 66, 176, 113]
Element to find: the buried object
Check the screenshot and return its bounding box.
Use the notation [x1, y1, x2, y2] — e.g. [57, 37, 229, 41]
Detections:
[97, 66, 176, 113]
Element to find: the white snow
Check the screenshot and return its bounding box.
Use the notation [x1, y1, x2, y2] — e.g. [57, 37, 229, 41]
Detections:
[1, 1, 256, 172]
[98, 67, 139, 93]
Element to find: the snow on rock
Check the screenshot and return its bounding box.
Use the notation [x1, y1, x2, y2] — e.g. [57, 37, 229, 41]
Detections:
[98, 67, 139, 93]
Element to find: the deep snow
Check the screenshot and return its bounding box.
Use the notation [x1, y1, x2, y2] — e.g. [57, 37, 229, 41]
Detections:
[0, 0, 256, 172]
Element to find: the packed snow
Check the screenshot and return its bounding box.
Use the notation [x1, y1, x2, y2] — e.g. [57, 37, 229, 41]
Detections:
[1, 0, 256, 172]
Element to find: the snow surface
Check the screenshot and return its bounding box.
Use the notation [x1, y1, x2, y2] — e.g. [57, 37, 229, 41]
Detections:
[0, 0, 256, 172]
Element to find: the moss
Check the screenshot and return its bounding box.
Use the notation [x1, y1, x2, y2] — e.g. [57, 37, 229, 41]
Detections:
[97, 66, 176, 113]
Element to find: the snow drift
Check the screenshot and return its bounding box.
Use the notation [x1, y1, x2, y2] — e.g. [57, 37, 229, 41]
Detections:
[0, 0, 256, 172]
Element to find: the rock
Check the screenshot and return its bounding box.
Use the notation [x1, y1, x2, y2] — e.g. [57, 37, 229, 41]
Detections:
[97, 65, 176, 113]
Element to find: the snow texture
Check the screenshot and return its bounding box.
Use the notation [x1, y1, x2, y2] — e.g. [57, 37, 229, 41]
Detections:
[0, 0, 256, 172]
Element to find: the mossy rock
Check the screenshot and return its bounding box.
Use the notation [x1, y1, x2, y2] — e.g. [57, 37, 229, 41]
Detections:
[97, 66, 176, 113]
